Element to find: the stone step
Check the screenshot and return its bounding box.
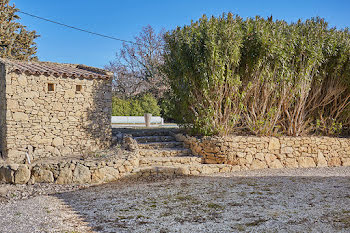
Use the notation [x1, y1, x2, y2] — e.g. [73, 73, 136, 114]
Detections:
[138, 141, 183, 149]
[138, 148, 192, 157]
[112, 128, 180, 137]
[134, 135, 176, 143]
[132, 164, 237, 177]
[139, 156, 203, 167]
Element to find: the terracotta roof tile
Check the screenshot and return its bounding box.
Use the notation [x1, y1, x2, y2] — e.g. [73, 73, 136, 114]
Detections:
[0, 58, 112, 79]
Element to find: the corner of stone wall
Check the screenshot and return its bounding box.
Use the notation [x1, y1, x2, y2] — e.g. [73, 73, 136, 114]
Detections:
[0, 62, 7, 160]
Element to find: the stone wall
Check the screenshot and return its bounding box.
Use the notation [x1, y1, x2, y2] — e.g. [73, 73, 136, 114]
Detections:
[180, 135, 350, 170]
[4, 71, 112, 163]
[0, 154, 139, 185]
[0, 63, 6, 158]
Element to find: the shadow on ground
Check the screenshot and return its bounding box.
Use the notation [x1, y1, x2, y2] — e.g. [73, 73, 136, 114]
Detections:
[53, 173, 350, 233]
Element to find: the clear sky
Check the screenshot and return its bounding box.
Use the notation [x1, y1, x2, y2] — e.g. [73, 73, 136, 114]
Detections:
[10, 0, 350, 68]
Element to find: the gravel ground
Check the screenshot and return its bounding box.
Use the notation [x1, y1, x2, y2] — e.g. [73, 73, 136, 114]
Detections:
[1, 167, 350, 232]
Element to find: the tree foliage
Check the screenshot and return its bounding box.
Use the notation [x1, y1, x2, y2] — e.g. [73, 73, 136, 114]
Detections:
[163, 13, 350, 136]
[0, 0, 38, 60]
[106, 25, 168, 99]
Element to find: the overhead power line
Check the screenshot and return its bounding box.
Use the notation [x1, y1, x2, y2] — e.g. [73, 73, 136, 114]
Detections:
[18, 11, 141, 45]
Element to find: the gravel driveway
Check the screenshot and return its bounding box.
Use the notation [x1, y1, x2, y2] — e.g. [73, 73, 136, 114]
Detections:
[1, 167, 350, 232]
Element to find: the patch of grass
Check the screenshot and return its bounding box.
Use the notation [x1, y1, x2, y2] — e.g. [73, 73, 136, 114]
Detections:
[229, 202, 243, 207]
[334, 216, 350, 228]
[250, 191, 264, 195]
[150, 204, 157, 208]
[207, 203, 224, 210]
[117, 215, 134, 220]
[118, 208, 130, 212]
[245, 218, 267, 227]
[175, 195, 187, 201]
[161, 211, 172, 217]
[235, 224, 246, 232]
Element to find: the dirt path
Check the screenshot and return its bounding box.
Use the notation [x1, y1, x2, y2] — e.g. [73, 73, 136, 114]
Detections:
[1, 167, 350, 232]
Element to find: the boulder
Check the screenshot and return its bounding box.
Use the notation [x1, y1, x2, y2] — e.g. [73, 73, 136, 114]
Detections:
[91, 167, 119, 184]
[56, 168, 73, 184]
[0, 166, 15, 183]
[72, 164, 91, 184]
[32, 167, 54, 183]
[14, 165, 31, 184]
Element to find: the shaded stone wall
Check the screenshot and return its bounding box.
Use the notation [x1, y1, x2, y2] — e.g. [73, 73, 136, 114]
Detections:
[0, 64, 6, 158]
[4, 71, 112, 163]
[181, 135, 350, 170]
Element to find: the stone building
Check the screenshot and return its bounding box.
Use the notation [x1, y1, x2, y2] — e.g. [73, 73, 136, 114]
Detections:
[0, 58, 112, 163]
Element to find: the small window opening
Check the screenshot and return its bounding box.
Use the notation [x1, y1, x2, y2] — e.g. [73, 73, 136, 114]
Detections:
[48, 83, 55, 92]
[76, 85, 82, 92]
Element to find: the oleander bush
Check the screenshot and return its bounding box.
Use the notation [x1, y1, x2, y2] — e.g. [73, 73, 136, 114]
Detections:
[163, 13, 350, 136]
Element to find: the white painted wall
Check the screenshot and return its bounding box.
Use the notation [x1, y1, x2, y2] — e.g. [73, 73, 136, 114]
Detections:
[111, 116, 164, 125]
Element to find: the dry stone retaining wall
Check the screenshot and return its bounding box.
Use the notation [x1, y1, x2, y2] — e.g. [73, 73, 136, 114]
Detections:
[2, 70, 112, 163]
[180, 135, 350, 170]
[0, 154, 139, 185]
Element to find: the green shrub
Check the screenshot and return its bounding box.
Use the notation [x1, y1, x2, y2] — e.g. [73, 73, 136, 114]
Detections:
[163, 13, 350, 136]
[112, 93, 161, 116]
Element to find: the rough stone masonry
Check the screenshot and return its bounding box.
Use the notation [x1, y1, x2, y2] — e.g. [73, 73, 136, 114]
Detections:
[180, 135, 350, 170]
[0, 58, 112, 163]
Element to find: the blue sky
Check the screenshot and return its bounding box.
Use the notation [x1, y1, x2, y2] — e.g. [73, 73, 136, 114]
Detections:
[11, 0, 350, 68]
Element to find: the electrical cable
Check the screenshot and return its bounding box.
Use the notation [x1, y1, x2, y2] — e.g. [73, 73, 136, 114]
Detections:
[18, 11, 141, 45]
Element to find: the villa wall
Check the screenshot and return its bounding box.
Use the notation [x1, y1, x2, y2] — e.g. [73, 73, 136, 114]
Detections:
[180, 135, 350, 170]
[4, 71, 112, 163]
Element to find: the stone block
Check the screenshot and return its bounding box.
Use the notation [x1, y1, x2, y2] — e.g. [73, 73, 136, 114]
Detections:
[285, 158, 298, 168]
[52, 137, 64, 147]
[14, 165, 31, 184]
[298, 157, 316, 168]
[0, 166, 15, 183]
[316, 152, 327, 167]
[328, 157, 341, 167]
[269, 160, 284, 169]
[13, 112, 28, 121]
[250, 159, 268, 170]
[56, 168, 73, 184]
[91, 167, 119, 183]
[32, 167, 54, 183]
[268, 137, 280, 151]
[72, 164, 91, 184]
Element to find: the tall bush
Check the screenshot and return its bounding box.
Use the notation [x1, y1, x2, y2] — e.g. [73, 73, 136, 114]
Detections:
[163, 14, 350, 136]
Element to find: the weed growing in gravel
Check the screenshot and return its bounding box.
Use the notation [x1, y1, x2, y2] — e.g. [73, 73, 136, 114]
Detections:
[235, 224, 246, 232]
[245, 218, 268, 227]
[207, 203, 224, 210]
